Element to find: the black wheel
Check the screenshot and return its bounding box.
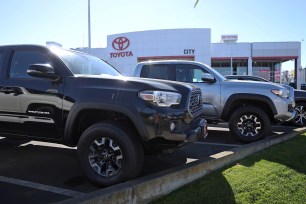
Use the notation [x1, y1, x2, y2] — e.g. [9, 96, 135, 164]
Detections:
[229, 106, 270, 143]
[291, 102, 306, 127]
[77, 121, 144, 186]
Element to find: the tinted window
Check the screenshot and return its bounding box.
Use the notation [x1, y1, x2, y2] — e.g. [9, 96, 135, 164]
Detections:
[10, 51, 50, 78]
[140, 65, 171, 80]
[176, 65, 207, 83]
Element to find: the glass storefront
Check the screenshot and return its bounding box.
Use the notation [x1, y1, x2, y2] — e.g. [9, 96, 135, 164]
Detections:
[212, 59, 282, 83]
[252, 60, 281, 83]
[211, 59, 248, 76]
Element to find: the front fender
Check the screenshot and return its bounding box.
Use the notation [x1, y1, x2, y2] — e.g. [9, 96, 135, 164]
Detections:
[63, 102, 149, 146]
[221, 93, 277, 120]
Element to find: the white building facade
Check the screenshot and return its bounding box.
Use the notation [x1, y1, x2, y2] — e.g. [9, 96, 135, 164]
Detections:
[78, 28, 302, 89]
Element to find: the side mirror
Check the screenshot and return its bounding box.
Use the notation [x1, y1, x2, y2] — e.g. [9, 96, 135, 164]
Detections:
[201, 73, 216, 83]
[27, 64, 59, 80]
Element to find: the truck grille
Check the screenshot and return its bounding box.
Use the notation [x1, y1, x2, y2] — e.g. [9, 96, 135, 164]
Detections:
[189, 88, 203, 118]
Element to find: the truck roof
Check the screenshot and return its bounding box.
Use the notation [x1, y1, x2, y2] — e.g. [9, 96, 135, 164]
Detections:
[0, 44, 50, 50]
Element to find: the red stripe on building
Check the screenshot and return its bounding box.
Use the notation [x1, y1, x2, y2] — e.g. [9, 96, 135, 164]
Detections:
[137, 55, 195, 61]
[211, 57, 248, 60]
[252, 56, 298, 60]
[212, 56, 298, 61]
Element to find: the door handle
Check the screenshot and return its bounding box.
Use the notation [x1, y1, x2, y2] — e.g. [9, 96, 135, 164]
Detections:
[0, 87, 15, 94]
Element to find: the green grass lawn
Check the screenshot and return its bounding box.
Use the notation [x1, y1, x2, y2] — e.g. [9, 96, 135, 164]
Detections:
[151, 134, 306, 204]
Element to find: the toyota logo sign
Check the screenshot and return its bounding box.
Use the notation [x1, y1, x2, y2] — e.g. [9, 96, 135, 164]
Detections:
[112, 37, 130, 51]
[110, 36, 133, 58]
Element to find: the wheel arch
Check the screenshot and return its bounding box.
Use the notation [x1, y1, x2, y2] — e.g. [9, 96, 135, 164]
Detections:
[221, 94, 277, 121]
[63, 102, 148, 146]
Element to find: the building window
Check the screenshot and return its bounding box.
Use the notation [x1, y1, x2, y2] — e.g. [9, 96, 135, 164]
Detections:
[252, 60, 281, 82]
[211, 59, 247, 76]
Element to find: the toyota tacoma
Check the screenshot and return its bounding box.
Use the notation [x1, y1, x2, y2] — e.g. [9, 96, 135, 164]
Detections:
[134, 60, 296, 142]
[0, 45, 207, 186]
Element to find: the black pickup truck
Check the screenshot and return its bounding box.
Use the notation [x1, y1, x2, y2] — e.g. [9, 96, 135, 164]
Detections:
[0, 45, 207, 186]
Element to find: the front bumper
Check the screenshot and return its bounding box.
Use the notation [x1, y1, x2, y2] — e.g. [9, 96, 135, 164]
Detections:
[145, 115, 208, 151]
[164, 117, 208, 143]
[274, 108, 297, 122]
[274, 104, 297, 122]
[175, 117, 208, 149]
[186, 118, 208, 142]
[273, 96, 297, 122]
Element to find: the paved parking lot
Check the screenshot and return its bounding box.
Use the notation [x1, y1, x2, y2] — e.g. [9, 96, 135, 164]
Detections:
[0, 123, 297, 203]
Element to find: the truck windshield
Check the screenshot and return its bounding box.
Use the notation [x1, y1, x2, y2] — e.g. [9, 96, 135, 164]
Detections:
[52, 48, 121, 76]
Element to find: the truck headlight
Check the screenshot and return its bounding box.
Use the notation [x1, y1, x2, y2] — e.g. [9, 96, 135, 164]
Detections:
[272, 89, 290, 98]
[139, 91, 182, 107]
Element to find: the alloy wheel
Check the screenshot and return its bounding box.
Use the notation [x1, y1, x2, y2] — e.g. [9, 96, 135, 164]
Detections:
[237, 114, 262, 137]
[88, 137, 123, 177]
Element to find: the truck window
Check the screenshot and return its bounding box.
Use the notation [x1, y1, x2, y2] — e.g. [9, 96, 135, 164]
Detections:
[53, 48, 121, 76]
[9, 51, 51, 79]
[176, 65, 207, 83]
[140, 65, 171, 80]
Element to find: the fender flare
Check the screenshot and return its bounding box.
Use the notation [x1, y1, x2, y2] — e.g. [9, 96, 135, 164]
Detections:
[221, 93, 277, 120]
[63, 102, 148, 146]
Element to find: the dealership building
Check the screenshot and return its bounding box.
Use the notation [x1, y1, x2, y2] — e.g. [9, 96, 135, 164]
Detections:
[76, 28, 303, 89]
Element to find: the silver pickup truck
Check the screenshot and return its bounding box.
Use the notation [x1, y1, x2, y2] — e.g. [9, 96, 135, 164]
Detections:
[134, 60, 297, 142]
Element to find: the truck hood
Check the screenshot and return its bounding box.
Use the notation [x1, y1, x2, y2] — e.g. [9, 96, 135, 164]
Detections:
[224, 79, 291, 90]
[66, 75, 199, 104]
[73, 74, 198, 92]
[222, 80, 295, 101]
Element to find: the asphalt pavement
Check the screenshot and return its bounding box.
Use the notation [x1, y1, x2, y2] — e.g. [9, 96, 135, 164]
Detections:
[0, 123, 297, 204]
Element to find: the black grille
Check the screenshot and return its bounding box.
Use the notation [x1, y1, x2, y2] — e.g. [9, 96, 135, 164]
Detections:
[189, 88, 203, 118]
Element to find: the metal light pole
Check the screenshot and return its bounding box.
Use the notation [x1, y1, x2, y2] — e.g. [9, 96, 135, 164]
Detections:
[88, 0, 91, 53]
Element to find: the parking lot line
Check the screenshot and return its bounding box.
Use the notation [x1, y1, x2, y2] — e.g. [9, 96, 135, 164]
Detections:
[0, 176, 85, 198]
[195, 142, 241, 147]
[207, 127, 229, 131]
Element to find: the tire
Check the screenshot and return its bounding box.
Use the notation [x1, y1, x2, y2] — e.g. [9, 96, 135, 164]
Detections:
[77, 121, 144, 186]
[291, 102, 306, 127]
[229, 106, 270, 143]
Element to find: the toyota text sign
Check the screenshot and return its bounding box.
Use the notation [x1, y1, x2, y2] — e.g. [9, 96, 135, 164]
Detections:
[110, 37, 133, 58]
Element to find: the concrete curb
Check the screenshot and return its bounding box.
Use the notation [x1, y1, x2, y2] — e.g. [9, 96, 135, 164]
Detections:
[61, 127, 306, 204]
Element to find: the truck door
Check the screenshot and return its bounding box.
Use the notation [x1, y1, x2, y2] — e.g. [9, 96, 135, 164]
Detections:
[175, 64, 221, 119]
[0, 48, 64, 139]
